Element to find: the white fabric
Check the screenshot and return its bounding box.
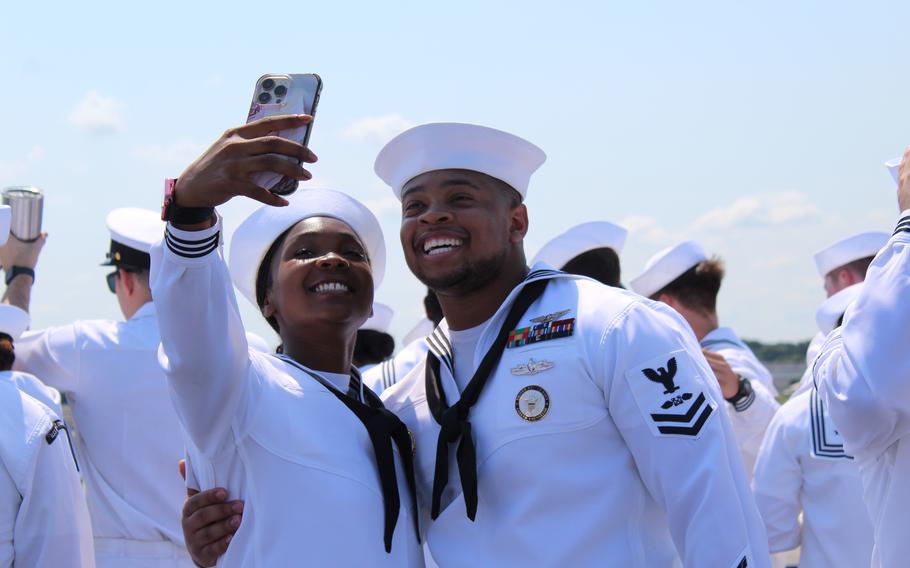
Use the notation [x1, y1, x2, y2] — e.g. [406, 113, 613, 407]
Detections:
[374, 123, 546, 200]
[228, 189, 387, 308]
[630, 240, 709, 298]
[815, 282, 863, 335]
[94, 538, 195, 568]
[886, 156, 901, 184]
[813, 232, 889, 278]
[106, 208, 165, 254]
[793, 331, 826, 396]
[0, 305, 29, 340]
[0, 205, 10, 246]
[245, 332, 271, 354]
[14, 302, 192, 563]
[752, 389, 873, 568]
[152, 218, 423, 567]
[530, 221, 628, 269]
[1, 370, 62, 417]
[381, 267, 770, 567]
[700, 327, 780, 479]
[447, 322, 486, 393]
[362, 302, 394, 333]
[815, 214, 910, 567]
[0, 381, 94, 567]
[362, 337, 430, 395]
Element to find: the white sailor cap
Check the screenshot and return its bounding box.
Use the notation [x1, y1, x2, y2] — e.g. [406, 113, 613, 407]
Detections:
[0, 304, 30, 340]
[374, 123, 546, 200]
[531, 221, 628, 269]
[0, 205, 10, 247]
[360, 302, 393, 333]
[228, 189, 387, 309]
[813, 232, 889, 278]
[886, 156, 902, 185]
[630, 240, 708, 298]
[103, 208, 166, 269]
[816, 282, 864, 334]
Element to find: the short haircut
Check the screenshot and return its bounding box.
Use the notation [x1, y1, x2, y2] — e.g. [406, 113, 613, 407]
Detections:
[830, 255, 875, 281]
[652, 257, 725, 314]
[353, 330, 396, 367]
[0, 333, 14, 371]
[560, 247, 622, 287]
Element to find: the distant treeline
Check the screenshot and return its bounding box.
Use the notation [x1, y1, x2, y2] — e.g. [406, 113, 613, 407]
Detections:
[743, 339, 811, 364]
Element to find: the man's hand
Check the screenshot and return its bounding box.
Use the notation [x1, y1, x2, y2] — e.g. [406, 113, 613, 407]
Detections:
[182, 488, 243, 567]
[702, 349, 740, 399]
[176, 114, 317, 210]
[899, 146, 910, 212]
[0, 232, 47, 271]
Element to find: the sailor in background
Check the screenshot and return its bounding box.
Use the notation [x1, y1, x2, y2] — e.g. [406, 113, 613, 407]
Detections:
[0, 205, 94, 567]
[355, 302, 396, 374]
[752, 283, 873, 568]
[794, 231, 889, 394]
[0, 207, 195, 567]
[814, 148, 910, 567]
[372, 122, 770, 566]
[630, 241, 779, 479]
[531, 220, 627, 287]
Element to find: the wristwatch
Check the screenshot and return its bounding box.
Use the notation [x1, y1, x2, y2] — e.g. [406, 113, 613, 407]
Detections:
[161, 178, 214, 224]
[725, 376, 755, 412]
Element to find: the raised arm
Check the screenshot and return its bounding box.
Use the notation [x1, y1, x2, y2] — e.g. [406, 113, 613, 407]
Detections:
[152, 114, 316, 457]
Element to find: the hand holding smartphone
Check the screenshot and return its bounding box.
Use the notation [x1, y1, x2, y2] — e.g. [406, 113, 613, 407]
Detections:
[246, 74, 322, 195]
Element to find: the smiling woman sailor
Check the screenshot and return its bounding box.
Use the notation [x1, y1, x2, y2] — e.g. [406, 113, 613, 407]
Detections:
[151, 115, 422, 567]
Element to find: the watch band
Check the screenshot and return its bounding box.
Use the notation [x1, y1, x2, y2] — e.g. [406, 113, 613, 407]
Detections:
[161, 178, 214, 224]
[5, 266, 35, 285]
[725, 376, 755, 412]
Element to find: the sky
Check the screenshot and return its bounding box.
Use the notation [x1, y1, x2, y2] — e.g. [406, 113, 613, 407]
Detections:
[1, 0, 907, 347]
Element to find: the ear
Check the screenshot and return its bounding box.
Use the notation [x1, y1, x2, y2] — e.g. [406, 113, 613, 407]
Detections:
[261, 291, 276, 319]
[656, 293, 675, 307]
[508, 203, 529, 245]
[120, 269, 137, 296]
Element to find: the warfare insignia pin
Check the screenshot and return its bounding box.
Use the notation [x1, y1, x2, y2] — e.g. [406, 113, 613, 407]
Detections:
[515, 385, 550, 421]
[530, 309, 571, 324]
[510, 358, 555, 376]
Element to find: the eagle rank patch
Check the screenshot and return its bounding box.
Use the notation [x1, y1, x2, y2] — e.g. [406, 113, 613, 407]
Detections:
[625, 350, 715, 439]
[515, 385, 550, 421]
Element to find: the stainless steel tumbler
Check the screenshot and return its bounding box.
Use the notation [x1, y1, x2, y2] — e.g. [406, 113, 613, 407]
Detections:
[1, 186, 44, 242]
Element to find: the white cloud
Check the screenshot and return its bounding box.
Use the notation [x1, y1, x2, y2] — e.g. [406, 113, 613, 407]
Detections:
[0, 145, 45, 182]
[68, 91, 125, 133]
[342, 114, 415, 143]
[692, 191, 820, 231]
[618, 214, 676, 245]
[133, 140, 205, 168]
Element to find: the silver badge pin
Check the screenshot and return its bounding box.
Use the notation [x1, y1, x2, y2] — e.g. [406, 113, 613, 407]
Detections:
[510, 358, 555, 376]
[530, 309, 571, 324]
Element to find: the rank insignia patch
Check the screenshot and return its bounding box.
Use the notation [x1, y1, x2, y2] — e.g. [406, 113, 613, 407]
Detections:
[507, 318, 575, 348]
[625, 350, 716, 439]
[515, 385, 550, 421]
[510, 358, 555, 376]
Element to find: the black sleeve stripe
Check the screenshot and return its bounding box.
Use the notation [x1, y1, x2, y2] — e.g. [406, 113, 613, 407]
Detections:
[166, 230, 220, 247]
[165, 230, 219, 251]
[165, 231, 220, 258]
[894, 217, 910, 235]
[732, 388, 755, 412]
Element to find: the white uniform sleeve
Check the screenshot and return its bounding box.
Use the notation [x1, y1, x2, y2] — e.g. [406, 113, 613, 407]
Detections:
[15, 407, 94, 567]
[150, 217, 258, 458]
[602, 302, 770, 568]
[816, 213, 910, 458]
[751, 401, 803, 554]
[725, 374, 780, 478]
[14, 325, 81, 393]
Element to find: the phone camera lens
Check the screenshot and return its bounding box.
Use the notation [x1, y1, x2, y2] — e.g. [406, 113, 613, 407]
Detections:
[258, 92, 272, 104]
[274, 85, 287, 97]
[262, 78, 275, 91]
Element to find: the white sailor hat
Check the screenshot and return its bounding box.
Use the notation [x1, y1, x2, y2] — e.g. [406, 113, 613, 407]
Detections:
[813, 232, 889, 278]
[629, 240, 709, 298]
[531, 221, 628, 269]
[0, 304, 30, 340]
[374, 123, 546, 200]
[0, 205, 10, 247]
[360, 302, 393, 333]
[886, 156, 902, 185]
[816, 282, 863, 334]
[228, 189, 387, 309]
[102, 208, 166, 269]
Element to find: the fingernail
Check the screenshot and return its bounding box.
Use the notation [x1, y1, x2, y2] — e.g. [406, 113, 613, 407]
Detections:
[215, 489, 227, 500]
[230, 516, 241, 528]
[232, 502, 244, 513]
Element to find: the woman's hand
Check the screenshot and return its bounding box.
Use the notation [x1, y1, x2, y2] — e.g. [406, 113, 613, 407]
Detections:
[176, 114, 317, 209]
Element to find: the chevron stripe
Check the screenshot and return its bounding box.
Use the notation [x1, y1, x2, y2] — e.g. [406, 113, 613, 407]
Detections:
[656, 404, 713, 436]
[651, 393, 707, 423]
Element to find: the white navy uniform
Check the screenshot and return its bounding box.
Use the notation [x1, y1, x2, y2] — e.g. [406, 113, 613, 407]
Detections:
[152, 217, 423, 567]
[0, 380, 94, 567]
[1, 370, 62, 417]
[815, 211, 910, 568]
[363, 337, 430, 394]
[700, 327, 780, 478]
[752, 387, 873, 567]
[382, 267, 770, 567]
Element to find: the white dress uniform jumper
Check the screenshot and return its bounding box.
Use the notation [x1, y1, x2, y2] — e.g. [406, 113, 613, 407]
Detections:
[815, 211, 910, 568]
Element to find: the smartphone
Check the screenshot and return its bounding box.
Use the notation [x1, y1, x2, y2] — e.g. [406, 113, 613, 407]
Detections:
[246, 73, 322, 195]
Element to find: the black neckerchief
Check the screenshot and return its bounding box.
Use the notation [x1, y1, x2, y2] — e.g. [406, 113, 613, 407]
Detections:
[277, 356, 420, 552]
[424, 277, 550, 521]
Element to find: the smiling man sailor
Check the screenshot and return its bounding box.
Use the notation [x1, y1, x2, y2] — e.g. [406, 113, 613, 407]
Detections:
[371, 123, 770, 567]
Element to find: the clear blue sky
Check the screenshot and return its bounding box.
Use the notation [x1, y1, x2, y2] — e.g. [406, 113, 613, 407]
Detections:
[1, 1, 907, 345]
